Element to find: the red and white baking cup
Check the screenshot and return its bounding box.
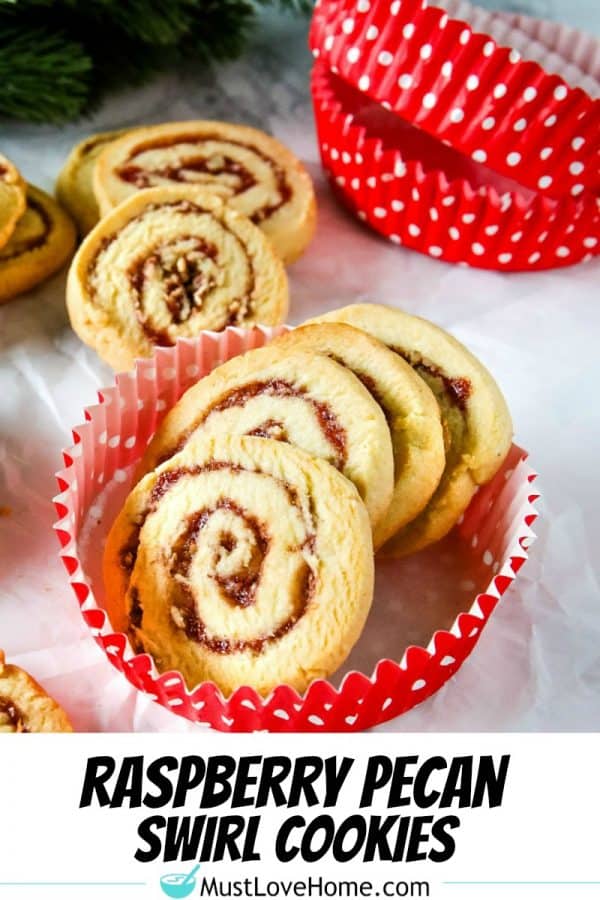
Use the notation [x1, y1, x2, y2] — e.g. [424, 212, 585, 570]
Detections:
[310, 0, 599, 270]
[54, 328, 539, 732]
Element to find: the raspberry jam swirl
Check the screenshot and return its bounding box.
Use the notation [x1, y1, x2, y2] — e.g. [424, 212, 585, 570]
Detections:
[0, 197, 52, 261]
[87, 200, 257, 342]
[119, 462, 318, 655]
[391, 347, 472, 463]
[115, 134, 292, 225]
[0, 696, 28, 733]
[392, 348, 472, 412]
[160, 378, 348, 471]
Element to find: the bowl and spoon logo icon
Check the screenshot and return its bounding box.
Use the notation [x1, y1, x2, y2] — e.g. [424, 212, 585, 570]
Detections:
[160, 864, 201, 898]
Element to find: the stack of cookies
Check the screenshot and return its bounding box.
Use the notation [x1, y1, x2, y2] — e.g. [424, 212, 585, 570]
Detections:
[103, 303, 513, 697]
[59, 121, 317, 368]
[0, 155, 76, 304]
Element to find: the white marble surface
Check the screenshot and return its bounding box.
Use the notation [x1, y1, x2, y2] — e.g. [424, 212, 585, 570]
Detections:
[0, 11, 599, 732]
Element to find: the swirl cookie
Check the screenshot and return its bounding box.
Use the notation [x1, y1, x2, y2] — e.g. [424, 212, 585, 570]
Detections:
[93, 121, 316, 264]
[138, 343, 394, 530]
[311, 304, 513, 557]
[66, 186, 289, 371]
[0, 154, 26, 249]
[271, 323, 445, 549]
[56, 129, 128, 236]
[0, 185, 76, 305]
[104, 435, 374, 696]
[0, 651, 72, 733]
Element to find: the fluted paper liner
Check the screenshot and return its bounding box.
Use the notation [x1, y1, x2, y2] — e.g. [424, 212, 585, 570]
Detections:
[312, 63, 599, 270]
[54, 328, 539, 732]
[310, 0, 599, 197]
[309, 0, 599, 270]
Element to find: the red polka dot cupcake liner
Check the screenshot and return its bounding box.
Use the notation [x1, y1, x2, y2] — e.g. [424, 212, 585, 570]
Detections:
[53, 328, 539, 732]
[310, 0, 599, 270]
[312, 64, 598, 269]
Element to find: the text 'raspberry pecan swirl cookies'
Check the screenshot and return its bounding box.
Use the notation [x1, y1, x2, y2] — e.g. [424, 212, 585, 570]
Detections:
[138, 344, 394, 531]
[0, 185, 76, 304]
[104, 436, 374, 695]
[0, 153, 26, 248]
[66, 185, 288, 371]
[93, 121, 316, 264]
[0, 651, 72, 733]
[271, 323, 445, 549]
[311, 305, 513, 557]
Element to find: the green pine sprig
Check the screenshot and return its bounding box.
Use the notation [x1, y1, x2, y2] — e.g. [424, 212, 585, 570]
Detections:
[0, 24, 91, 122]
[0, 0, 312, 124]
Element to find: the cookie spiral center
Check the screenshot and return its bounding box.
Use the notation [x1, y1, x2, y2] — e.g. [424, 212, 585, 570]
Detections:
[172, 500, 269, 610]
[129, 236, 219, 328]
[88, 200, 257, 342]
[121, 463, 318, 655]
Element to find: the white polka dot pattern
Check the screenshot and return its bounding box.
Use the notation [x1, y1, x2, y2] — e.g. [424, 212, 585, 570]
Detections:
[309, 0, 599, 204]
[312, 61, 599, 272]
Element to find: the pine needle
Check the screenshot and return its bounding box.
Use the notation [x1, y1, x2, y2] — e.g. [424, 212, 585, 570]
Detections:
[0, 0, 313, 123]
[0, 24, 91, 121]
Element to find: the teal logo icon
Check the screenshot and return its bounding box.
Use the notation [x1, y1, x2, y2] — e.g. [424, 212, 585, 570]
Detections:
[160, 864, 201, 898]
